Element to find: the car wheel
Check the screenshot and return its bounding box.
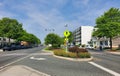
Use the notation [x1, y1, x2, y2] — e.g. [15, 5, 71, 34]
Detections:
[3, 49, 5, 51]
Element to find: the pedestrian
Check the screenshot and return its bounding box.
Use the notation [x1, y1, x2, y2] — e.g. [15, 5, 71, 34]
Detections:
[99, 45, 102, 51]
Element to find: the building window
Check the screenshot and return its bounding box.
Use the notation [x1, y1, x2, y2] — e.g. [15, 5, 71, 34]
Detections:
[100, 41, 103, 45]
[105, 41, 108, 45]
[3, 38, 6, 41]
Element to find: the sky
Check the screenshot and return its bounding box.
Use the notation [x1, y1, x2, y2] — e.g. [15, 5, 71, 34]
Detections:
[0, 0, 120, 43]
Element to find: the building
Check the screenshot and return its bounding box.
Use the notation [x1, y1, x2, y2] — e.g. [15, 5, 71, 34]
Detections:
[89, 37, 110, 48]
[73, 26, 94, 46]
[0, 37, 15, 48]
[90, 36, 120, 49]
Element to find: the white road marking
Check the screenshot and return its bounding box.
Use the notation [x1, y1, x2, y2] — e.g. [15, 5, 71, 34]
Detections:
[30, 56, 46, 60]
[0, 53, 28, 56]
[89, 62, 120, 76]
[0, 53, 33, 70]
[0, 53, 52, 57]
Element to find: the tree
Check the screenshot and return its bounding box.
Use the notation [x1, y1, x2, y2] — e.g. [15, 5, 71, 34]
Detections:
[0, 17, 24, 44]
[93, 7, 120, 50]
[17, 30, 41, 44]
[0, 17, 41, 45]
[66, 31, 73, 43]
[45, 33, 62, 48]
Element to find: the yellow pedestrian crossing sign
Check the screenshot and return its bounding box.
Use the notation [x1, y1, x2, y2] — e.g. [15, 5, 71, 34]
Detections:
[65, 38, 68, 41]
[64, 30, 70, 37]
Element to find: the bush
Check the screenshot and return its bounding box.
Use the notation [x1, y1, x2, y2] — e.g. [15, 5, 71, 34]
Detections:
[81, 44, 85, 47]
[45, 47, 53, 50]
[54, 49, 91, 58]
[78, 52, 91, 58]
[68, 46, 88, 53]
[68, 52, 77, 58]
[68, 46, 79, 53]
[54, 49, 65, 56]
[52, 44, 60, 49]
[103, 47, 110, 50]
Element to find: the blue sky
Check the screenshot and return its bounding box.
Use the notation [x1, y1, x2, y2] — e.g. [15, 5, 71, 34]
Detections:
[0, 0, 120, 43]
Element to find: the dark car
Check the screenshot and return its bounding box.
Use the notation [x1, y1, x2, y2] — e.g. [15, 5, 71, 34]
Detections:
[3, 46, 12, 51]
[3, 44, 17, 51]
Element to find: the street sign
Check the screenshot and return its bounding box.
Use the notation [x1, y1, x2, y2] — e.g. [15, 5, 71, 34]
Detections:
[65, 38, 68, 41]
[64, 30, 70, 37]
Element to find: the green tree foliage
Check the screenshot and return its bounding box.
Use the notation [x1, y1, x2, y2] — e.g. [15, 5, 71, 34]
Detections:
[93, 8, 120, 50]
[66, 31, 73, 43]
[0, 17, 41, 44]
[0, 17, 24, 44]
[45, 33, 62, 48]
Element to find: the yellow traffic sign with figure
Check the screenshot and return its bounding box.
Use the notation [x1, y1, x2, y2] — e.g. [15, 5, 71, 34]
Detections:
[64, 30, 70, 37]
[65, 38, 68, 41]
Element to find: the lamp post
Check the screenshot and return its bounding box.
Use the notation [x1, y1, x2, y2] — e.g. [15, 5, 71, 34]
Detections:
[45, 29, 55, 33]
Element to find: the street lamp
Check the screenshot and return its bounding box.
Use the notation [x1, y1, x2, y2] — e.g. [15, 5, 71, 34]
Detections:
[45, 29, 55, 33]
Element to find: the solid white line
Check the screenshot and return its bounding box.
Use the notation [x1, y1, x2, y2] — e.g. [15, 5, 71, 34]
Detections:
[89, 62, 120, 76]
[0, 53, 33, 70]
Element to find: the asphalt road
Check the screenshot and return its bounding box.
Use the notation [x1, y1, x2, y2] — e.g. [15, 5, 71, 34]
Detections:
[88, 49, 120, 74]
[0, 47, 120, 76]
[0, 46, 44, 68]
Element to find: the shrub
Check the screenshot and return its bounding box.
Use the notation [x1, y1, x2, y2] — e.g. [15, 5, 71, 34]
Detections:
[68, 52, 77, 58]
[54, 50, 64, 56]
[45, 47, 53, 50]
[68, 46, 88, 53]
[54, 49, 91, 58]
[52, 44, 60, 49]
[78, 52, 91, 58]
[81, 44, 85, 47]
[68, 46, 79, 53]
[62, 52, 69, 57]
[79, 48, 88, 53]
[103, 47, 110, 50]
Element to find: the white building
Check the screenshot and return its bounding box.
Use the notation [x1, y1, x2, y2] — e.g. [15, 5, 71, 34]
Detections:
[73, 26, 94, 46]
[0, 37, 15, 48]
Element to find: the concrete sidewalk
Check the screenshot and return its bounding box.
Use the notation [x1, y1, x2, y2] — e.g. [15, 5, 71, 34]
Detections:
[106, 51, 120, 55]
[0, 65, 50, 76]
[0, 49, 3, 52]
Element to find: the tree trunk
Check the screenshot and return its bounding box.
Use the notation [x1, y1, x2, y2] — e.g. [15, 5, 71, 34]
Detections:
[9, 38, 11, 45]
[110, 37, 112, 50]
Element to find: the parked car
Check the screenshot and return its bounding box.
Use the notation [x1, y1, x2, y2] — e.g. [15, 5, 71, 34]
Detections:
[3, 44, 19, 51]
[3, 46, 12, 51]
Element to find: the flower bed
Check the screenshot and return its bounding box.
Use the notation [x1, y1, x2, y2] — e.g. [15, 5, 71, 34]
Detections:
[53, 49, 91, 58]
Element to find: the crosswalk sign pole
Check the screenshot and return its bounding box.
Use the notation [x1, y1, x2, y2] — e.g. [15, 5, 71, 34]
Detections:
[64, 30, 70, 52]
[65, 38, 68, 52]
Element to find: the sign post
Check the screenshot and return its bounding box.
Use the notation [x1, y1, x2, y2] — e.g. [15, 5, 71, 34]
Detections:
[64, 30, 70, 52]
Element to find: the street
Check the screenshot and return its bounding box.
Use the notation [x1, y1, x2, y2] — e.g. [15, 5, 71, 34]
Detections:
[0, 47, 120, 76]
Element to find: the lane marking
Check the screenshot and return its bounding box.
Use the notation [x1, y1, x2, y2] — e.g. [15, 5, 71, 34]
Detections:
[0, 50, 49, 70]
[0, 53, 52, 57]
[0, 53, 33, 70]
[30, 57, 46, 60]
[89, 62, 120, 76]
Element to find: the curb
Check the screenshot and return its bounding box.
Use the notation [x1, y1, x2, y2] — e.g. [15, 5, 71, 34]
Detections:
[42, 49, 53, 53]
[53, 55, 93, 61]
[105, 51, 120, 55]
[43, 49, 93, 61]
[0, 49, 3, 52]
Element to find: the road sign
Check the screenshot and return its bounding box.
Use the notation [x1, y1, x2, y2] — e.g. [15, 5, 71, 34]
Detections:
[64, 30, 70, 37]
[65, 38, 68, 41]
